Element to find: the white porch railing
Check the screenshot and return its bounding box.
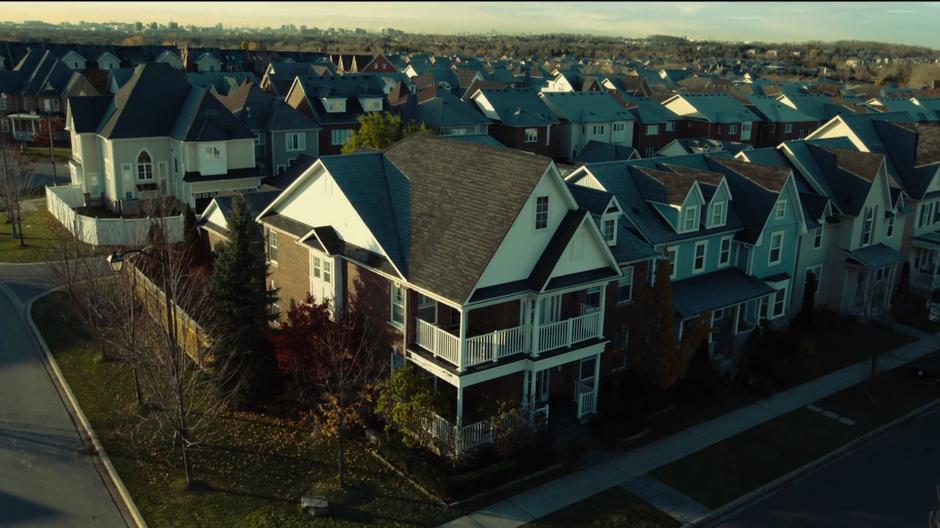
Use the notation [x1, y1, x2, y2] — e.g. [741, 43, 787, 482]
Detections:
[537, 311, 602, 353]
[465, 324, 528, 365]
[415, 319, 460, 366]
[910, 270, 940, 291]
[576, 381, 596, 419]
[421, 407, 549, 455]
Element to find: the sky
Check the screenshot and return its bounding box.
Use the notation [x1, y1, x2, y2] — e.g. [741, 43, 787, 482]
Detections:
[2, 1, 939, 49]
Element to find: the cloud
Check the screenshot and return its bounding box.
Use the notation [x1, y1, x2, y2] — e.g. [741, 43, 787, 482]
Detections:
[677, 2, 707, 15]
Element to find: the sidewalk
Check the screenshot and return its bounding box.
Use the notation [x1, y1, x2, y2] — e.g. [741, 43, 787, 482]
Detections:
[440, 323, 940, 528]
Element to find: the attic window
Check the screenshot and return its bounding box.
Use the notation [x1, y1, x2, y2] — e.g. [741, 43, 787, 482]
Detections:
[603, 217, 617, 246]
[683, 205, 698, 232]
[535, 196, 549, 230]
[709, 201, 726, 228]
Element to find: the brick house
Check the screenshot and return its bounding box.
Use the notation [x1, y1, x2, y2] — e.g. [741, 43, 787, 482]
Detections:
[469, 87, 559, 156]
[616, 95, 681, 158]
[255, 135, 658, 453]
[663, 93, 763, 146]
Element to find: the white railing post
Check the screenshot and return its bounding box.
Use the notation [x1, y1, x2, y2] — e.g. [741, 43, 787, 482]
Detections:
[566, 318, 574, 347]
[458, 307, 467, 372]
[492, 330, 499, 362]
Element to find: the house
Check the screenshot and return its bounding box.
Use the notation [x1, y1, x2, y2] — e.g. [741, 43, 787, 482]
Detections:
[259, 61, 337, 98]
[64, 63, 260, 214]
[539, 91, 636, 162]
[283, 74, 387, 155]
[745, 95, 820, 147]
[656, 138, 751, 158]
[199, 190, 281, 251]
[663, 93, 762, 145]
[185, 71, 259, 96]
[0, 49, 98, 142]
[390, 86, 491, 137]
[616, 95, 681, 158]
[256, 135, 634, 451]
[182, 47, 224, 73]
[469, 87, 559, 155]
[216, 81, 319, 178]
[573, 141, 639, 164]
[601, 76, 653, 97]
[568, 151, 804, 360]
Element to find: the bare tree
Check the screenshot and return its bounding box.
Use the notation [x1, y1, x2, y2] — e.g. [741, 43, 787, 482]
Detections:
[0, 138, 34, 246]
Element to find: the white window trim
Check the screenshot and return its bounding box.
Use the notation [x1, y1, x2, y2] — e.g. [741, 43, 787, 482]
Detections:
[692, 240, 708, 274]
[603, 216, 617, 245]
[535, 195, 549, 230]
[886, 215, 895, 238]
[668, 247, 679, 280]
[389, 283, 405, 329]
[524, 128, 538, 143]
[682, 205, 698, 232]
[286, 132, 304, 152]
[645, 124, 659, 136]
[267, 229, 279, 265]
[813, 226, 824, 249]
[768, 231, 784, 266]
[784, 123, 793, 134]
[709, 201, 726, 228]
[718, 235, 733, 267]
[774, 200, 787, 220]
[665, 121, 675, 132]
[617, 266, 635, 304]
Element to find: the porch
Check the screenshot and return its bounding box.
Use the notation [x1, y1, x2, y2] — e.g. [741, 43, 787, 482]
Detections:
[910, 236, 940, 294]
[410, 285, 606, 371]
[843, 244, 904, 319]
[8, 113, 39, 142]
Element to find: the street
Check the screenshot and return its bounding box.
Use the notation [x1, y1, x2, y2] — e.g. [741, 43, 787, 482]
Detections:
[0, 262, 126, 527]
[714, 405, 940, 528]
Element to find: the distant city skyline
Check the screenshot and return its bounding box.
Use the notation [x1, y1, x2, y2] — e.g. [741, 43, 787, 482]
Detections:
[2, 1, 939, 48]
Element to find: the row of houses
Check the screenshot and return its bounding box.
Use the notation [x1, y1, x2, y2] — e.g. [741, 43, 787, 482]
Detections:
[180, 108, 938, 453]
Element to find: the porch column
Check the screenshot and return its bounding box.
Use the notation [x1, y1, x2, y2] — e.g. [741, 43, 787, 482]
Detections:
[521, 370, 530, 405]
[732, 304, 740, 335]
[458, 306, 467, 372]
[456, 385, 464, 427]
[531, 297, 541, 358]
[597, 284, 607, 338]
[592, 352, 601, 414]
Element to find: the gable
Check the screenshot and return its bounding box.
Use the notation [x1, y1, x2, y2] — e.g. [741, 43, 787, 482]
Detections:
[806, 117, 869, 152]
[547, 217, 619, 283]
[663, 95, 700, 118]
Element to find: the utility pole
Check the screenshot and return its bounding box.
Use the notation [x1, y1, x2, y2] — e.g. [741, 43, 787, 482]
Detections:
[44, 94, 57, 186]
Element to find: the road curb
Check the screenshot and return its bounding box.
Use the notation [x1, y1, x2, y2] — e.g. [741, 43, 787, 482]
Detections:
[687, 395, 940, 528]
[19, 287, 149, 528]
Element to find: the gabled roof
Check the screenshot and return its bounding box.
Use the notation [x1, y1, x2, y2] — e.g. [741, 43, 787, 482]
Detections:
[616, 94, 679, 124]
[68, 95, 112, 133]
[200, 190, 281, 237]
[746, 94, 816, 123]
[267, 153, 317, 189]
[803, 144, 884, 216]
[474, 87, 559, 127]
[575, 141, 638, 164]
[397, 86, 491, 129]
[539, 91, 635, 123]
[217, 81, 316, 133]
[666, 93, 761, 123]
[185, 71, 258, 96]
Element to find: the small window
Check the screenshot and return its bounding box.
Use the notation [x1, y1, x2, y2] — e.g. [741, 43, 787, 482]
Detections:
[665, 121, 675, 132]
[286, 132, 304, 151]
[276, 165, 286, 175]
[603, 218, 616, 245]
[728, 124, 738, 135]
[535, 196, 549, 230]
[613, 122, 625, 132]
[593, 125, 605, 135]
[683, 205, 698, 232]
[323, 259, 332, 284]
[710, 201, 725, 227]
[920, 203, 933, 228]
[254, 132, 265, 145]
[886, 215, 895, 238]
[693, 241, 707, 273]
[774, 200, 786, 220]
[136, 150, 153, 180]
[645, 124, 659, 136]
[618, 266, 634, 304]
[267, 230, 278, 263]
[331, 129, 352, 146]
[772, 285, 787, 318]
[644, 146, 654, 157]
[524, 128, 538, 143]
[667, 247, 678, 280]
[768, 231, 784, 265]
[390, 283, 405, 328]
[861, 206, 875, 246]
[719, 236, 732, 266]
[312, 255, 321, 278]
[813, 227, 823, 249]
[205, 146, 221, 160]
[784, 123, 793, 134]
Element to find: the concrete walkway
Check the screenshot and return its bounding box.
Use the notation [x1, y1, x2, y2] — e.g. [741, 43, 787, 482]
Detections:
[621, 474, 710, 525]
[440, 323, 940, 528]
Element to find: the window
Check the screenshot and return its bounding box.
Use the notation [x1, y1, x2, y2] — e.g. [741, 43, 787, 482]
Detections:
[932, 202, 940, 224]
[886, 215, 895, 238]
[0, 97, 6, 111]
[772, 285, 787, 318]
[667, 247, 678, 280]
[813, 227, 823, 249]
[136, 150, 153, 180]
[784, 123, 793, 134]
[644, 146, 654, 157]
[254, 132, 265, 145]
[331, 129, 353, 146]
[774, 200, 787, 220]
[611, 330, 630, 371]
[768, 231, 784, 265]
[683, 205, 698, 232]
[276, 164, 286, 175]
[861, 206, 875, 246]
[665, 121, 675, 132]
[592, 125, 605, 135]
[805, 265, 822, 296]
[728, 124, 738, 135]
[921, 202, 933, 228]
[524, 128, 538, 143]
[286, 132, 304, 151]
[603, 218, 616, 245]
[645, 124, 659, 136]
[693, 241, 707, 273]
[618, 266, 634, 303]
[205, 146, 221, 160]
[270, 280, 279, 312]
[535, 196, 549, 229]
[710, 201, 726, 227]
[312, 255, 321, 278]
[323, 259, 332, 284]
[612, 122, 625, 132]
[267, 230, 278, 263]
[719, 236, 732, 266]
[390, 283, 405, 328]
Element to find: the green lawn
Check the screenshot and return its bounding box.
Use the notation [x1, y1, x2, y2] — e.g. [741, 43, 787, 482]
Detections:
[523, 487, 678, 528]
[23, 145, 70, 160]
[0, 204, 61, 262]
[33, 292, 452, 527]
[652, 353, 940, 509]
[776, 319, 916, 387]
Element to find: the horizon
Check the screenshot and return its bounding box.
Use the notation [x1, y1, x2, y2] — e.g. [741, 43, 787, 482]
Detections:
[1, 1, 939, 49]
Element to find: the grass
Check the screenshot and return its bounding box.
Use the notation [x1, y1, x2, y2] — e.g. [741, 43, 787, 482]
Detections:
[775, 318, 916, 387]
[651, 351, 940, 510]
[23, 145, 70, 160]
[32, 292, 453, 527]
[0, 204, 61, 262]
[522, 487, 678, 528]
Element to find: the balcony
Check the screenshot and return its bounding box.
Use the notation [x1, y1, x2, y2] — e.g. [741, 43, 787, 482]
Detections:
[414, 310, 604, 370]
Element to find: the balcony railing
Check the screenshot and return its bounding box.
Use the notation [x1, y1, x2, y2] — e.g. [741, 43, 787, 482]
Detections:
[421, 404, 550, 455]
[414, 310, 604, 370]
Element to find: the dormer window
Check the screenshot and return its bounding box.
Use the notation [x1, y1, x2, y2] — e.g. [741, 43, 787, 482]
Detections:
[709, 201, 726, 228]
[535, 196, 549, 230]
[683, 205, 698, 232]
[602, 216, 617, 246]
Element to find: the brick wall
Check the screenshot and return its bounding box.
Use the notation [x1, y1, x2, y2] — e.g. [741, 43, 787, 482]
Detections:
[488, 124, 551, 155]
[346, 260, 403, 350]
[264, 226, 310, 320]
[467, 299, 521, 336]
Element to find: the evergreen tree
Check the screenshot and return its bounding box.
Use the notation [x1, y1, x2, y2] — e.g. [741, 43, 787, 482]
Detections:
[204, 194, 277, 406]
[180, 203, 204, 266]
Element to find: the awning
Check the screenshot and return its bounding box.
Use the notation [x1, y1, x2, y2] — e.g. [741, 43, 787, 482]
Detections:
[912, 230, 940, 249]
[845, 244, 905, 269]
[672, 269, 776, 318]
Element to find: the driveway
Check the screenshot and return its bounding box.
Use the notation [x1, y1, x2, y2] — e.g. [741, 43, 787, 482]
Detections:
[714, 405, 940, 528]
[0, 263, 126, 527]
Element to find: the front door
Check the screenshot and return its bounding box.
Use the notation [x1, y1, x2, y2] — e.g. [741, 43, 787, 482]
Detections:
[575, 356, 596, 401]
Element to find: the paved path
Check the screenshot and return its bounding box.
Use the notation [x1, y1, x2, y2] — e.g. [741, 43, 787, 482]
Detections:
[622, 474, 710, 525]
[714, 405, 940, 528]
[0, 264, 126, 527]
[440, 324, 940, 528]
